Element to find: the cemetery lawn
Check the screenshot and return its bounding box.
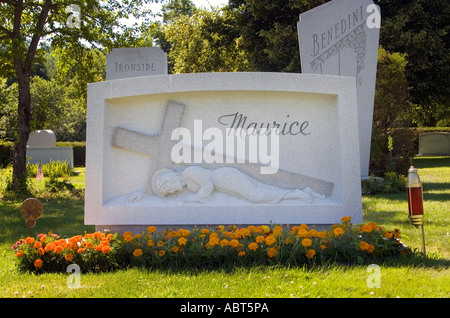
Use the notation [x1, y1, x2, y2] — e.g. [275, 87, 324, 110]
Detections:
[0, 157, 449, 298]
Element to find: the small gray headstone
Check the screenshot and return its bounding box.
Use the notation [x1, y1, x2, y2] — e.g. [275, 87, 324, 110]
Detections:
[418, 132, 450, 156]
[106, 47, 168, 80]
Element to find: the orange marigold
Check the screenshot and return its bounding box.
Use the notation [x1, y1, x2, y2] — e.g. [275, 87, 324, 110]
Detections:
[102, 246, 111, 254]
[33, 241, 42, 249]
[77, 248, 85, 254]
[383, 231, 393, 239]
[133, 249, 143, 257]
[54, 245, 64, 254]
[65, 253, 74, 261]
[147, 239, 155, 247]
[248, 242, 258, 251]
[333, 227, 345, 237]
[265, 235, 276, 246]
[306, 249, 316, 259]
[178, 237, 188, 246]
[301, 238, 312, 247]
[25, 237, 34, 245]
[255, 236, 265, 243]
[158, 250, 165, 257]
[34, 259, 43, 268]
[359, 241, 369, 251]
[341, 216, 352, 223]
[219, 239, 230, 247]
[230, 239, 240, 248]
[37, 248, 45, 255]
[15, 250, 24, 257]
[147, 226, 157, 234]
[361, 224, 372, 233]
[267, 247, 277, 258]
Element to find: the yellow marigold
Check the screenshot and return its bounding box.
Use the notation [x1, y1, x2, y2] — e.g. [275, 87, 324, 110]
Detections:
[317, 231, 326, 239]
[265, 235, 276, 246]
[147, 239, 155, 247]
[267, 247, 277, 258]
[361, 224, 372, 233]
[341, 216, 352, 223]
[209, 236, 220, 246]
[34, 259, 43, 268]
[284, 237, 293, 245]
[301, 238, 312, 247]
[300, 224, 309, 231]
[320, 244, 327, 250]
[261, 225, 270, 234]
[333, 227, 345, 237]
[158, 250, 165, 257]
[133, 249, 143, 257]
[200, 228, 210, 234]
[384, 231, 393, 239]
[296, 229, 309, 238]
[255, 235, 265, 243]
[65, 253, 73, 261]
[181, 229, 191, 237]
[157, 240, 165, 247]
[216, 225, 225, 232]
[308, 229, 318, 237]
[248, 242, 258, 251]
[273, 226, 283, 237]
[247, 225, 256, 233]
[219, 239, 230, 247]
[178, 237, 188, 246]
[306, 249, 316, 259]
[230, 239, 240, 248]
[123, 234, 134, 243]
[171, 246, 179, 253]
[147, 226, 157, 234]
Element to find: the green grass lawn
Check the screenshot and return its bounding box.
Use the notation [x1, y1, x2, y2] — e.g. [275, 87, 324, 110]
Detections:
[0, 157, 449, 299]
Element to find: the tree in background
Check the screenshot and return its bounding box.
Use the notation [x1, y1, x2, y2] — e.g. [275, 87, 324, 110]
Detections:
[375, 0, 450, 126]
[370, 47, 416, 176]
[0, 0, 157, 192]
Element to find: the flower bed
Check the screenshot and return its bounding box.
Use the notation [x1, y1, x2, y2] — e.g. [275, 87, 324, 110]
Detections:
[11, 217, 411, 273]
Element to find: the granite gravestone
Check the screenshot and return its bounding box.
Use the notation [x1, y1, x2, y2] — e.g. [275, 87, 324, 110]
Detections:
[297, 0, 380, 177]
[418, 132, 450, 156]
[106, 47, 168, 80]
[26, 130, 73, 168]
[85, 72, 363, 233]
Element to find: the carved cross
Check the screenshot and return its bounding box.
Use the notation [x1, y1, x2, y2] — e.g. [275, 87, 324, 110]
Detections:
[111, 100, 334, 196]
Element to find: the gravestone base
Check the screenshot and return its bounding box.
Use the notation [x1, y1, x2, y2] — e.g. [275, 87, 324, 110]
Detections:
[95, 223, 334, 235]
[26, 146, 74, 168]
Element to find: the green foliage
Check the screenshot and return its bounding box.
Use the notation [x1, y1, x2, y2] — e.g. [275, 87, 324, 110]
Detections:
[162, 7, 250, 73]
[377, 0, 450, 126]
[11, 219, 412, 273]
[370, 47, 417, 176]
[362, 172, 407, 195]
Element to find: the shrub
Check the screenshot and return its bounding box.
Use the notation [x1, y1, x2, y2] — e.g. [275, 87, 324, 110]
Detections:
[362, 172, 407, 194]
[11, 217, 412, 273]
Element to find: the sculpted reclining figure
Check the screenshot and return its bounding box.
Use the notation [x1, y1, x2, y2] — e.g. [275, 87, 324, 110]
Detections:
[128, 166, 325, 204]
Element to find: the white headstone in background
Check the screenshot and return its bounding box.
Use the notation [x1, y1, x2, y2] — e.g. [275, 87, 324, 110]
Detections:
[297, 0, 380, 177]
[27, 130, 56, 147]
[418, 132, 450, 156]
[106, 47, 168, 80]
[26, 130, 73, 168]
